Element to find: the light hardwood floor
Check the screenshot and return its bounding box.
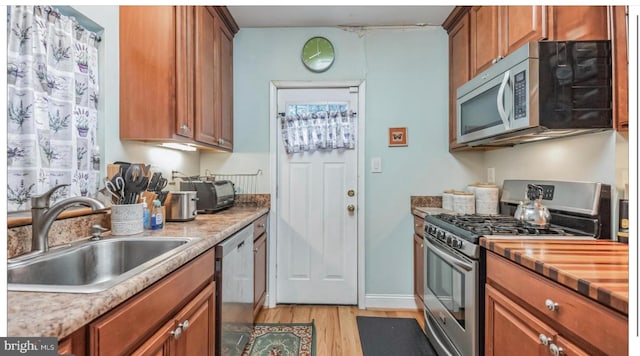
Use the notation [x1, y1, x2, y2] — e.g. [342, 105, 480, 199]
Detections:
[254, 305, 425, 355]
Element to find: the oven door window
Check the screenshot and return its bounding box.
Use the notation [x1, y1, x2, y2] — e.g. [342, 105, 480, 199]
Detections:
[426, 248, 466, 329]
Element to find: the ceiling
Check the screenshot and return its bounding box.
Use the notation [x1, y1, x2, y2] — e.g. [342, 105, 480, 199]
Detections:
[226, 6, 455, 28]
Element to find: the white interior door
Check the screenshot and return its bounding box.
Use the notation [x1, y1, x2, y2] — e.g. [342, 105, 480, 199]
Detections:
[276, 88, 358, 304]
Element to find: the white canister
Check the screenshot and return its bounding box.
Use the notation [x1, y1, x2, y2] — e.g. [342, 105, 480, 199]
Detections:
[111, 203, 144, 235]
[475, 184, 499, 215]
[453, 191, 475, 215]
[442, 190, 455, 211]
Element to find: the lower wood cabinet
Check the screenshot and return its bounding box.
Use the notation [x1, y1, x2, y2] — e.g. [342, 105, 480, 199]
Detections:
[253, 214, 268, 318]
[89, 249, 215, 355]
[132, 282, 215, 356]
[58, 328, 86, 356]
[413, 215, 425, 308]
[486, 251, 627, 355]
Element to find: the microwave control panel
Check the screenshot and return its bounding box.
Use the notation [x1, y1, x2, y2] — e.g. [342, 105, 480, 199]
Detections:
[514, 70, 527, 120]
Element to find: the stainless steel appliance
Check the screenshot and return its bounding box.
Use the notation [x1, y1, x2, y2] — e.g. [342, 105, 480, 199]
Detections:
[165, 191, 198, 222]
[423, 179, 611, 356]
[180, 180, 236, 213]
[456, 40, 612, 147]
[216, 225, 254, 356]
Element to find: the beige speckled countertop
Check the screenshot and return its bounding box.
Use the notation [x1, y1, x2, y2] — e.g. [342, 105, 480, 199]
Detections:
[8, 206, 269, 338]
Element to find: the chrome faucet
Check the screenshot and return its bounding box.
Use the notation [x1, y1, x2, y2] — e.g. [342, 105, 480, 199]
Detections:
[30, 184, 106, 254]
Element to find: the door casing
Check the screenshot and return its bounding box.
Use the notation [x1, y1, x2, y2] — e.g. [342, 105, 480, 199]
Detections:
[268, 80, 366, 309]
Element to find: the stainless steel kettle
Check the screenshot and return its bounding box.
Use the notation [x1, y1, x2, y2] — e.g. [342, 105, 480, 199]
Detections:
[514, 184, 551, 228]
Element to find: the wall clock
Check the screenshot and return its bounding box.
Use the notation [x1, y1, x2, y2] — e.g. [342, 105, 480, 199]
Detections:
[301, 36, 335, 73]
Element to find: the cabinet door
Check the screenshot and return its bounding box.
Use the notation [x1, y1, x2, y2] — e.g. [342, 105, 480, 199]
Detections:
[175, 6, 195, 139]
[470, 6, 500, 76]
[58, 328, 86, 356]
[501, 6, 547, 55]
[413, 234, 424, 308]
[217, 15, 234, 151]
[448, 11, 471, 151]
[175, 282, 216, 356]
[548, 6, 608, 40]
[194, 6, 218, 146]
[485, 284, 556, 356]
[611, 6, 629, 131]
[119, 6, 177, 141]
[254, 232, 267, 318]
[553, 335, 591, 356]
[131, 320, 176, 356]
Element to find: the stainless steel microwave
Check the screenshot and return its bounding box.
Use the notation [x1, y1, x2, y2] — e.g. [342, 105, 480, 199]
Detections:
[456, 40, 612, 146]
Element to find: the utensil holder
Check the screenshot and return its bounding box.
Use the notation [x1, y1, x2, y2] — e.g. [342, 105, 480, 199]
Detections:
[111, 203, 144, 235]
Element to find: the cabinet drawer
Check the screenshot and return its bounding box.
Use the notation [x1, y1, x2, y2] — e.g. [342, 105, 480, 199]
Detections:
[486, 252, 627, 355]
[413, 215, 424, 237]
[253, 214, 267, 240]
[90, 249, 215, 355]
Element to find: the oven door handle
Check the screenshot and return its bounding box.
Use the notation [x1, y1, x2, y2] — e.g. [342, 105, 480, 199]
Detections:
[426, 238, 473, 272]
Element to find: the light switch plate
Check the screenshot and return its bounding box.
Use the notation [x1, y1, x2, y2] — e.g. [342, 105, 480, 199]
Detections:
[371, 157, 382, 173]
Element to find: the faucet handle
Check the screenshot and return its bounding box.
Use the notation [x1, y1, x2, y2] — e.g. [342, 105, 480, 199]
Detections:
[90, 225, 108, 240]
[32, 184, 70, 209]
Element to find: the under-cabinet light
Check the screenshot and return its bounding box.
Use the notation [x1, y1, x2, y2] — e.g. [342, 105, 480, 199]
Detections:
[160, 142, 198, 152]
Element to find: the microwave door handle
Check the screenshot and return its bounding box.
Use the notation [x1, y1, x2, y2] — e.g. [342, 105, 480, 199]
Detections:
[497, 70, 511, 129]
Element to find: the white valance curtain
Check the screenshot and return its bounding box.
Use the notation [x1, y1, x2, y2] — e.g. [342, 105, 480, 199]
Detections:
[280, 110, 357, 154]
[7, 6, 101, 212]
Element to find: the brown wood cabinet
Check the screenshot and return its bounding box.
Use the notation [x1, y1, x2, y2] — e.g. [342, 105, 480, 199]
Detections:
[486, 252, 627, 355]
[132, 282, 215, 356]
[58, 328, 86, 356]
[89, 249, 215, 355]
[443, 5, 629, 151]
[413, 215, 425, 308]
[253, 214, 268, 318]
[120, 6, 238, 151]
[444, 7, 471, 151]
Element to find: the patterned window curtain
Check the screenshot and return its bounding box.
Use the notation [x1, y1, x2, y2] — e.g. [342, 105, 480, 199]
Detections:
[279, 107, 357, 154]
[7, 5, 101, 212]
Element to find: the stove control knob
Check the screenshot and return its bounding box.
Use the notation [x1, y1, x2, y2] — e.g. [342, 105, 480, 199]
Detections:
[437, 231, 445, 240]
[455, 240, 464, 249]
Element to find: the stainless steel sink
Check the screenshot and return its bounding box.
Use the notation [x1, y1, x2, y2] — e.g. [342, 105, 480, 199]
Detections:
[8, 237, 201, 293]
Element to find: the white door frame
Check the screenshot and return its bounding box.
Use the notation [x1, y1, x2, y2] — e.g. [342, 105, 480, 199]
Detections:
[268, 80, 366, 309]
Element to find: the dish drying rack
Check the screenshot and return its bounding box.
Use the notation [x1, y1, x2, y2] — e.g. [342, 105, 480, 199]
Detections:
[172, 169, 263, 205]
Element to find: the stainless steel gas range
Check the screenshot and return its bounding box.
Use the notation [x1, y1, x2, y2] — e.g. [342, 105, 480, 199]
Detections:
[422, 180, 611, 356]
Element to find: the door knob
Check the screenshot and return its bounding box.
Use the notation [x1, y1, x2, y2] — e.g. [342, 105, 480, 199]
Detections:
[347, 204, 355, 212]
[347, 189, 355, 197]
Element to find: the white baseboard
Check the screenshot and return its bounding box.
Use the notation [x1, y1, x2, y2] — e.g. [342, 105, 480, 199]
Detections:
[365, 294, 420, 309]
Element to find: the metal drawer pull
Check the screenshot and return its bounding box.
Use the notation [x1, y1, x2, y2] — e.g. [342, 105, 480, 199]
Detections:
[545, 299, 560, 312]
[549, 343, 564, 356]
[538, 333, 550, 346]
[170, 326, 183, 339]
[258, 223, 266, 228]
[179, 319, 190, 331]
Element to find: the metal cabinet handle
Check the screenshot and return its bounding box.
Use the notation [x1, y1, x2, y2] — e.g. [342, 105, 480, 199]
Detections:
[549, 343, 564, 356]
[180, 124, 189, 133]
[258, 223, 266, 228]
[179, 319, 190, 331]
[420, 243, 424, 248]
[545, 299, 560, 312]
[347, 204, 355, 212]
[538, 333, 550, 346]
[170, 326, 183, 339]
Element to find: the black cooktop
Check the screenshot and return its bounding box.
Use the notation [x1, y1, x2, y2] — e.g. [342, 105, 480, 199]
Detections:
[424, 214, 582, 244]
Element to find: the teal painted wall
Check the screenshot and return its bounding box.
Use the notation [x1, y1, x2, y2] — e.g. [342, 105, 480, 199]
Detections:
[201, 26, 485, 297]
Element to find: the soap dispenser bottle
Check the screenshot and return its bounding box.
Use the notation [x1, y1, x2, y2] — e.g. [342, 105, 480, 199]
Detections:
[151, 199, 164, 230]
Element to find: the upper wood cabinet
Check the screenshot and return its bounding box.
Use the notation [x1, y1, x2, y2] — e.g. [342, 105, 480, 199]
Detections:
[469, 6, 501, 76]
[470, 6, 546, 77]
[120, 6, 238, 151]
[444, 7, 472, 151]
